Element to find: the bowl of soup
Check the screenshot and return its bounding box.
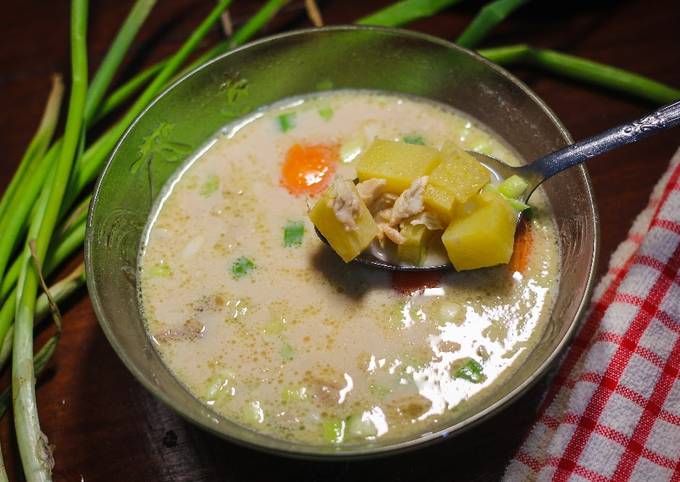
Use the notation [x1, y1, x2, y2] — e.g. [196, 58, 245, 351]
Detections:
[85, 26, 599, 457]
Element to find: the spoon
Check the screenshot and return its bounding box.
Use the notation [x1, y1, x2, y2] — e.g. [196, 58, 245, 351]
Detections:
[317, 99, 680, 271]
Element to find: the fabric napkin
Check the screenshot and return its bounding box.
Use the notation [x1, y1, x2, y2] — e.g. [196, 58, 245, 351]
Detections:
[504, 148, 680, 481]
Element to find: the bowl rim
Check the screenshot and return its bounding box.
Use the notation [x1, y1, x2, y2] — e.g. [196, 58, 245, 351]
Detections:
[85, 24, 600, 459]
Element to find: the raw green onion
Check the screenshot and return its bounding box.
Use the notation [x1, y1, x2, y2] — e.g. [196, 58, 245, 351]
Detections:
[357, 0, 462, 27]
[456, 0, 530, 49]
[277, 113, 296, 132]
[230, 0, 288, 48]
[231, 257, 255, 279]
[0, 265, 85, 372]
[63, 0, 233, 214]
[13, 1, 88, 478]
[480, 44, 680, 105]
[283, 221, 305, 247]
[84, 0, 157, 124]
[0, 84, 63, 283]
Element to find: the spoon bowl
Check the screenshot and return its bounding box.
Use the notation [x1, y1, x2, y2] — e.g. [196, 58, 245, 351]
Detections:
[320, 98, 680, 271]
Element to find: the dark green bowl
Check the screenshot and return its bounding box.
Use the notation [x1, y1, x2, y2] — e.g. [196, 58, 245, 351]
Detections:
[85, 26, 599, 458]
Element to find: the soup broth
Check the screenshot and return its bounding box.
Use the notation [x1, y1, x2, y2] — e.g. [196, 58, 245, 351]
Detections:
[139, 91, 559, 445]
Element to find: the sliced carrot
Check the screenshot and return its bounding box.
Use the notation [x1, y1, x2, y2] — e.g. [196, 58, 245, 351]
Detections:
[509, 217, 533, 273]
[392, 271, 442, 295]
[280, 143, 338, 196]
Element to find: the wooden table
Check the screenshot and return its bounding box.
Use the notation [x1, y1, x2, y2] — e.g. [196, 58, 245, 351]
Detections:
[1, 1, 679, 480]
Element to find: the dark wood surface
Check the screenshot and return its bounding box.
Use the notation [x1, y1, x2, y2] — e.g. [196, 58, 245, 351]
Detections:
[1, 0, 679, 480]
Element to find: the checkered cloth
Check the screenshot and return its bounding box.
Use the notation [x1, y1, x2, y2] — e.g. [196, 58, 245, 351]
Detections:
[505, 148, 680, 482]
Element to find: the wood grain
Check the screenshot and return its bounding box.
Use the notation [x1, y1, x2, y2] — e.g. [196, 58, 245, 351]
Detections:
[1, 0, 679, 480]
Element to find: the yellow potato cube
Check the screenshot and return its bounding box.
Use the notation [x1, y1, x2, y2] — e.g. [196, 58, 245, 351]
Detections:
[397, 224, 432, 266]
[309, 184, 379, 262]
[441, 190, 516, 271]
[429, 141, 491, 204]
[423, 184, 456, 223]
[356, 140, 442, 193]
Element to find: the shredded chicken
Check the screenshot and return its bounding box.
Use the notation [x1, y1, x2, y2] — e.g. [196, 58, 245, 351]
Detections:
[375, 208, 392, 223]
[378, 223, 406, 245]
[389, 176, 428, 226]
[370, 191, 397, 213]
[407, 211, 444, 231]
[356, 178, 386, 206]
[330, 179, 360, 231]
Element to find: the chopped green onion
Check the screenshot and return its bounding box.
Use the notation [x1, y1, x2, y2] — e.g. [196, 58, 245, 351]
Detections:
[277, 113, 296, 132]
[321, 419, 346, 444]
[340, 139, 363, 164]
[243, 400, 265, 424]
[453, 358, 487, 383]
[231, 256, 255, 279]
[402, 135, 425, 145]
[149, 262, 172, 278]
[347, 412, 378, 438]
[281, 386, 308, 402]
[280, 342, 294, 362]
[498, 175, 529, 199]
[283, 221, 305, 247]
[200, 174, 220, 197]
[484, 184, 530, 212]
[318, 106, 334, 121]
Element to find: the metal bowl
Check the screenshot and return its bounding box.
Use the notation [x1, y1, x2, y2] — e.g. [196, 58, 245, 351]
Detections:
[85, 26, 599, 458]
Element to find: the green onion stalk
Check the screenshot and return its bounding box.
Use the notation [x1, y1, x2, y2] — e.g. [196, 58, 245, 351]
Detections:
[479, 44, 680, 104]
[0, 0, 157, 287]
[0, 265, 85, 374]
[456, 0, 530, 48]
[12, 0, 88, 479]
[357, 0, 462, 26]
[0, 80, 64, 283]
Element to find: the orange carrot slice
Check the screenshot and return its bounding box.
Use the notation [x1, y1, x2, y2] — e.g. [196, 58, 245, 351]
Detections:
[509, 217, 533, 273]
[281, 143, 338, 196]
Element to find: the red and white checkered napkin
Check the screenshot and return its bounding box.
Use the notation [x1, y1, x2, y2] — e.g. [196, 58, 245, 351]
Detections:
[505, 148, 680, 482]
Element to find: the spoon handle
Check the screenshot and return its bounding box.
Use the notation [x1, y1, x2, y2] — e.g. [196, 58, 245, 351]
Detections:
[524, 99, 680, 181]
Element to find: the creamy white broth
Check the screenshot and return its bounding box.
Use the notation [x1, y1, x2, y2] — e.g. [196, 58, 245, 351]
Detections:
[139, 91, 559, 445]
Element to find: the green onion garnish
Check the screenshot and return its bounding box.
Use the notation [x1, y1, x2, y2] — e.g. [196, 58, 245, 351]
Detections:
[318, 107, 334, 120]
[453, 358, 487, 383]
[283, 221, 305, 247]
[277, 113, 296, 132]
[403, 135, 425, 145]
[231, 256, 255, 279]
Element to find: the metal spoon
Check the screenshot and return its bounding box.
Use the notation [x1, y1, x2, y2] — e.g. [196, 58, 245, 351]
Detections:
[317, 99, 680, 271]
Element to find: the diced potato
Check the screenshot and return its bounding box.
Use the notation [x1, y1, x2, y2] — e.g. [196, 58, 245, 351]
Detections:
[356, 140, 442, 192]
[423, 183, 456, 223]
[441, 190, 516, 271]
[397, 224, 432, 265]
[309, 184, 379, 262]
[429, 141, 491, 204]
